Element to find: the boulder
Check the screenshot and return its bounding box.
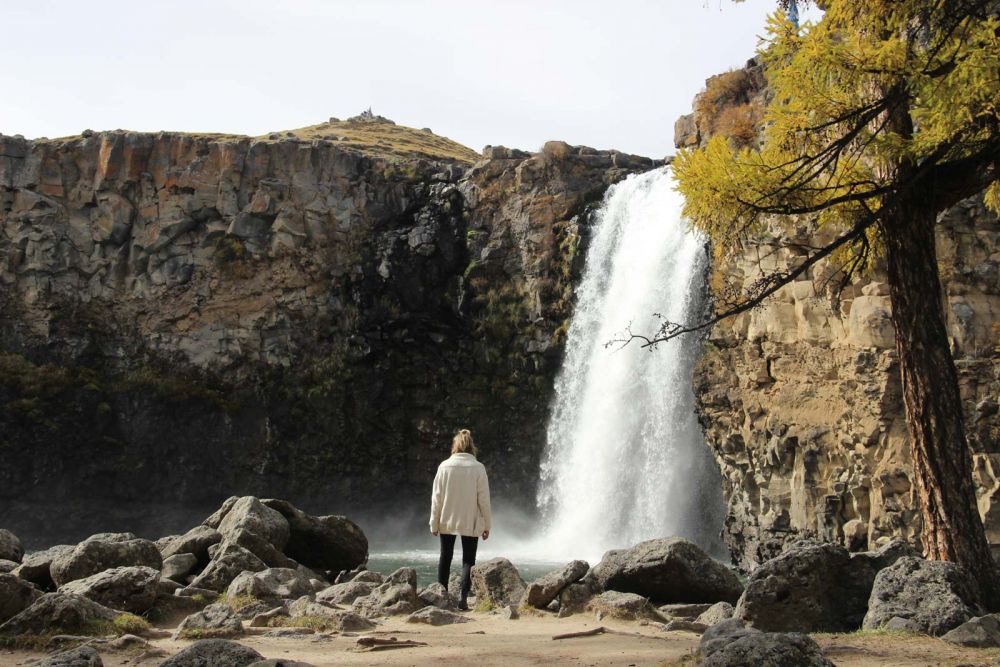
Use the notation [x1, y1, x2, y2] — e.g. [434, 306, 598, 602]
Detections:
[586, 591, 664, 621]
[699, 618, 761, 657]
[160, 639, 262, 667]
[162, 553, 199, 582]
[233, 600, 274, 622]
[0, 592, 117, 636]
[34, 645, 104, 666]
[735, 539, 906, 632]
[173, 603, 244, 639]
[0, 559, 17, 573]
[386, 566, 417, 588]
[702, 632, 835, 667]
[417, 582, 453, 609]
[13, 544, 74, 589]
[696, 601, 735, 626]
[353, 582, 423, 617]
[863, 556, 984, 635]
[249, 607, 288, 628]
[557, 582, 595, 618]
[0, 573, 41, 623]
[942, 614, 1000, 647]
[663, 619, 708, 634]
[59, 566, 160, 613]
[0, 529, 24, 563]
[351, 570, 385, 584]
[471, 558, 525, 608]
[226, 568, 314, 603]
[210, 497, 292, 568]
[159, 526, 222, 563]
[50, 535, 162, 586]
[523, 560, 588, 609]
[148, 592, 207, 626]
[261, 499, 368, 572]
[315, 580, 377, 606]
[247, 662, 318, 667]
[287, 598, 375, 631]
[590, 538, 742, 604]
[188, 543, 267, 592]
[407, 606, 471, 625]
[659, 602, 713, 620]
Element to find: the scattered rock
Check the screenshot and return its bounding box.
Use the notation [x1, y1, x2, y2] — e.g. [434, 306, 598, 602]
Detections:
[316, 580, 376, 606]
[523, 560, 588, 609]
[590, 538, 742, 604]
[0, 559, 17, 573]
[500, 604, 519, 620]
[287, 598, 375, 631]
[659, 602, 713, 621]
[942, 614, 1000, 647]
[160, 639, 262, 667]
[350, 570, 385, 584]
[699, 618, 761, 657]
[0, 592, 117, 636]
[663, 619, 708, 634]
[233, 600, 274, 622]
[227, 568, 314, 603]
[386, 567, 417, 588]
[261, 499, 368, 572]
[162, 553, 199, 582]
[188, 542, 267, 592]
[59, 566, 160, 613]
[417, 582, 452, 609]
[586, 591, 664, 621]
[353, 582, 423, 617]
[702, 631, 835, 666]
[557, 582, 594, 618]
[108, 633, 150, 649]
[0, 529, 24, 563]
[159, 526, 223, 563]
[407, 606, 471, 625]
[863, 556, 984, 635]
[33, 645, 104, 666]
[14, 545, 74, 589]
[50, 535, 162, 586]
[246, 660, 318, 667]
[471, 558, 526, 608]
[0, 572, 41, 623]
[696, 601, 735, 626]
[249, 606, 289, 628]
[173, 603, 245, 639]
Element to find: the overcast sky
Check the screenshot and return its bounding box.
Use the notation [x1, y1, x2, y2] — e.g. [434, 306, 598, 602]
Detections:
[1, 1, 821, 158]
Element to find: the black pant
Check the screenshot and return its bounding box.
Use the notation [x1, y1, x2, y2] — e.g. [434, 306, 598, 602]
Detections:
[438, 534, 478, 601]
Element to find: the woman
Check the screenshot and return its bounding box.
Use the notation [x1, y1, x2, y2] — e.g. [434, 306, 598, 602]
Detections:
[429, 428, 492, 611]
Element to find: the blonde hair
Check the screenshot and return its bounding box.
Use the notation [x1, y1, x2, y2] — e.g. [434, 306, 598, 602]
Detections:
[451, 429, 478, 456]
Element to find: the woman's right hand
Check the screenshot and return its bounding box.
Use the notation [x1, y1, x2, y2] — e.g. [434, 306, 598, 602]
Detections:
[482, 530, 490, 540]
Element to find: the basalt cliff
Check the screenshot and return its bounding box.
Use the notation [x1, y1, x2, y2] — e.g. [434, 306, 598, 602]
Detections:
[0, 116, 654, 546]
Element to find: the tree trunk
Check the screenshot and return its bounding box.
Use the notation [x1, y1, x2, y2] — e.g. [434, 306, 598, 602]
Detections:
[881, 198, 999, 608]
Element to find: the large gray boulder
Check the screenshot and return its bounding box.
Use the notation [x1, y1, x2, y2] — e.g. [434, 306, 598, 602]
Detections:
[59, 566, 160, 613]
[261, 499, 368, 572]
[287, 598, 375, 631]
[188, 543, 267, 592]
[702, 632, 834, 667]
[863, 556, 984, 635]
[471, 558, 526, 608]
[586, 591, 664, 621]
[417, 582, 453, 610]
[0, 573, 41, 623]
[942, 614, 1000, 647]
[0, 559, 18, 573]
[50, 534, 162, 586]
[735, 539, 912, 632]
[160, 639, 262, 667]
[0, 592, 117, 636]
[162, 553, 199, 582]
[315, 580, 377, 606]
[227, 568, 314, 603]
[697, 601, 735, 626]
[524, 560, 588, 609]
[13, 544, 74, 590]
[352, 582, 423, 617]
[159, 525, 222, 563]
[0, 529, 24, 563]
[590, 538, 742, 604]
[407, 606, 471, 625]
[173, 603, 245, 639]
[34, 645, 104, 666]
[246, 661, 317, 667]
[208, 497, 293, 568]
[699, 618, 761, 657]
[558, 581, 595, 618]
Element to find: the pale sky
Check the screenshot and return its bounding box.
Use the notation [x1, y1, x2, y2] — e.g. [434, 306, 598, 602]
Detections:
[0, 1, 821, 158]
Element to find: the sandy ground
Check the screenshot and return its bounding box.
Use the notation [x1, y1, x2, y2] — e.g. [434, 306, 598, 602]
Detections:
[3, 614, 1000, 666]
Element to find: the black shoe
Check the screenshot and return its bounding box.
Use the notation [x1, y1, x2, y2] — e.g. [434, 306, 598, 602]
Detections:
[457, 600, 469, 611]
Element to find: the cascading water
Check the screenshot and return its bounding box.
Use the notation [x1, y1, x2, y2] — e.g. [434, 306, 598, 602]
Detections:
[533, 166, 725, 562]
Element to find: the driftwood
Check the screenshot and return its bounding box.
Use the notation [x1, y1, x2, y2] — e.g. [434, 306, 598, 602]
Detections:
[552, 627, 608, 640]
[356, 636, 429, 652]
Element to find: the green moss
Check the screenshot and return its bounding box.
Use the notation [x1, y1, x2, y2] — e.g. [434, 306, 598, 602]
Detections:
[213, 236, 253, 279]
[115, 366, 237, 413]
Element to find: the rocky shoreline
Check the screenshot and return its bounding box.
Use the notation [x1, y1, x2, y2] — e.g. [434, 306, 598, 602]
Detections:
[3, 499, 1000, 665]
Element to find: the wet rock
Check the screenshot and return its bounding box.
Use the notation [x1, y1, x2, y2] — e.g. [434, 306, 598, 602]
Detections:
[173, 603, 244, 639]
[352, 582, 423, 617]
[942, 614, 1000, 647]
[0, 592, 117, 636]
[59, 566, 160, 613]
[0, 573, 41, 623]
[0, 529, 24, 563]
[159, 526, 223, 563]
[471, 558, 526, 608]
[557, 582, 594, 618]
[407, 606, 471, 625]
[863, 556, 984, 635]
[227, 568, 314, 603]
[417, 582, 452, 609]
[162, 553, 199, 582]
[13, 544, 74, 590]
[160, 639, 262, 667]
[34, 645, 104, 666]
[50, 535, 162, 586]
[586, 591, 664, 621]
[523, 560, 588, 609]
[590, 538, 742, 604]
[188, 542, 267, 592]
[261, 499, 368, 572]
[316, 580, 376, 605]
[696, 601, 735, 626]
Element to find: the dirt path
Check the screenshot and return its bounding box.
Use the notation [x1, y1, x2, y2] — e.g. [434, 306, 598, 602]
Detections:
[3, 615, 1000, 666]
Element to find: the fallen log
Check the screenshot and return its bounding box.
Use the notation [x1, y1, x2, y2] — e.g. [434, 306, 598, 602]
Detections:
[356, 636, 429, 651]
[552, 627, 608, 640]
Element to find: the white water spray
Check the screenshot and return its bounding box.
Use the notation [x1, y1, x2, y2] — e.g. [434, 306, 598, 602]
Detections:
[532, 167, 724, 563]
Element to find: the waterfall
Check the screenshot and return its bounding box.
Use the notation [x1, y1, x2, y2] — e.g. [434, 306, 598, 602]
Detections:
[534, 167, 725, 562]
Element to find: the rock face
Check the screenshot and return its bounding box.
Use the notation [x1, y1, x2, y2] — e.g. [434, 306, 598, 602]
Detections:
[471, 558, 526, 608]
[58, 565, 160, 613]
[590, 538, 742, 604]
[862, 556, 984, 635]
[0, 573, 41, 623]
[0, 592, 117, 636]
[0, 126, 649, 546]
[678, 63, 1000, 569]
[50, 534, 162, 586]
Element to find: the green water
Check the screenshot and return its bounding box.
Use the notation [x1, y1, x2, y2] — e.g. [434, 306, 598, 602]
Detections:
[366, 550, 562, 589]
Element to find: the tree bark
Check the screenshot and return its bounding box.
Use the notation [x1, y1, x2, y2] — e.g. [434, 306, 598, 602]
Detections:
[881, 196, 999, 608]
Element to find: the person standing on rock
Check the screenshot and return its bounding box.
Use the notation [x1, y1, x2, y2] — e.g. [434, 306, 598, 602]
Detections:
[430, 428, 492, 611]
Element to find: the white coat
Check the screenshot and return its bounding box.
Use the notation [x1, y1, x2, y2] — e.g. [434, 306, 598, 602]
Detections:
[429, 453, 492, 537]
